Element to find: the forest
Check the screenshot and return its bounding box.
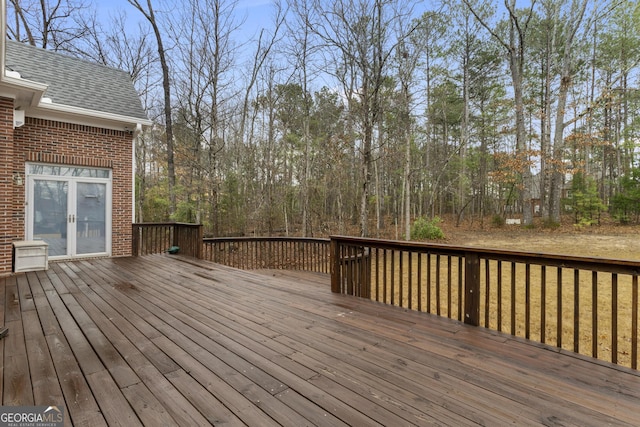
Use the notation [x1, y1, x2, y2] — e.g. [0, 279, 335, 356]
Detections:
[7, 0, 640, 238]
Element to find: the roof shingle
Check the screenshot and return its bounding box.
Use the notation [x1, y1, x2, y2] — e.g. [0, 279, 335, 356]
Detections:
[5, 40, 148, 121]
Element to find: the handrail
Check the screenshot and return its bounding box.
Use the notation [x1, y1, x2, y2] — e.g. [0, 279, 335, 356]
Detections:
[330, 235, 639, 370]
[132, 223, 203, 258]
[203, 236, 330, 272]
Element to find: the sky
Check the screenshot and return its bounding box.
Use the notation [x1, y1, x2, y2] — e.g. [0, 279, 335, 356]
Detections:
[94, 0, 274, 46]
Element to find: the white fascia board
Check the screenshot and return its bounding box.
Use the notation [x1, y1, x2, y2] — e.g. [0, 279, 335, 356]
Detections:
[1, 75, 48, 93]
[0, 75, 48, 107]
[28, 101, 153, 131]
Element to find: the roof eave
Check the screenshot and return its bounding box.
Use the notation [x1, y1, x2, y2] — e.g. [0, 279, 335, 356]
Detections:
[31, 101, 153, 131]
[0, 74, 151, 131]
[0, 75, 48, 107]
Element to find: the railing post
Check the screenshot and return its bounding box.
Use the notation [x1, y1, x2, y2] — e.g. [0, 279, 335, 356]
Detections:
[132, 224, 139, 256]
[173, 224, 180, 251]
[195, 224, 203, 259]
[330, 238, 341, 293]
[464, 252, 480, 326]
[360, 248, 371, 298]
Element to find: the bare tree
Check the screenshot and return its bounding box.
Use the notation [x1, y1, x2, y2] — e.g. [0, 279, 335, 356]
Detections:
[394, 36, 420, 239]
[168, 0, 240, 231]
[287, 0, 317, 236]
[80, 12, 156, 85]
[81, 11, 160, 223]
[128, 0, 177, 216]
[463, 0, 537, 225]
[548, 0, 589, 223]
[7, 0, 92, 51]
[311, 0, 415, 237]
[237, 2, 286, 148]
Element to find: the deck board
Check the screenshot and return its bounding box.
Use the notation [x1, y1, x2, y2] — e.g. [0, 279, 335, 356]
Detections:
[1, 254, 639, 426]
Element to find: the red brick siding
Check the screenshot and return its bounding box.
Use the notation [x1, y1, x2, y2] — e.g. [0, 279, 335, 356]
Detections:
[0, 98, 15, 274]
[0, 99, 134, 274]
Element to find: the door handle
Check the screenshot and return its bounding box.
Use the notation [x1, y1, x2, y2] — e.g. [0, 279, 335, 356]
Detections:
[69, 214, 75, 223]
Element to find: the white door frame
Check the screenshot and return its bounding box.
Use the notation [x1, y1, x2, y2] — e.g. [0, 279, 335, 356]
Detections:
[25, 163, 112, 259]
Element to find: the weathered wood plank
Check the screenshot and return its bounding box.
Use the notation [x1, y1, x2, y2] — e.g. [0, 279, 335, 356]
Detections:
[22, 310, 64, 405]
[163, 369, 246, 427]
[3, 318, 32, 406]
[124, 255, 640, 425]
[60, 293, 140, 388]
[109, 258, 384, 426]
[16, 273, 35, 313]
[120, 258, 485, 425]
[121, 382, 179, 427]
[45, 333, 107, 427]
[85, 370, 142, 427]
[2, 254, 639, 426]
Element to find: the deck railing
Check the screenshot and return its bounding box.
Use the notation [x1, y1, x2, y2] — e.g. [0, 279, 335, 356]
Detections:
[202, 237, 330, 272]
[132, 223, 203, 258]
[330, 235, 640, 370]
[132, 223, 330, 273]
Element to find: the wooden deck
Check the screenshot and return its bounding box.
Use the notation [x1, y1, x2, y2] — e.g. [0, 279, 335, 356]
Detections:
[1, 255, 639, 426]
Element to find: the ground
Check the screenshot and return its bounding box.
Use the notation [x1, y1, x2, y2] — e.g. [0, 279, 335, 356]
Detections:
[329, 214, 640, 260]
[431, 215, 640, 260]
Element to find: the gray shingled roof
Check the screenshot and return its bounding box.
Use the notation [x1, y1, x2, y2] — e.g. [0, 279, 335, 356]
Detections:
[5, 40, 148, 121]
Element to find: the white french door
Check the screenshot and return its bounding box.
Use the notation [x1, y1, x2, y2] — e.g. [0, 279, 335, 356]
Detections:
[26, 164, 112, 259]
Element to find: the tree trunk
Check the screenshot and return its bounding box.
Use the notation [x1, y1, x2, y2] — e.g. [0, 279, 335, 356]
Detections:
[129, 0, 176, 216]
[550, 0, 588, 223]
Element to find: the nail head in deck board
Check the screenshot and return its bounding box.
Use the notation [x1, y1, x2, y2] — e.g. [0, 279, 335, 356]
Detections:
[274, 386, 353, 427]
[306, 373, 424, 426]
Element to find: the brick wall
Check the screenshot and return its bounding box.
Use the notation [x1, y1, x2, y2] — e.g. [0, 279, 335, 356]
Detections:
[0, 98, 15, 274]
[0, 106, 134, 274]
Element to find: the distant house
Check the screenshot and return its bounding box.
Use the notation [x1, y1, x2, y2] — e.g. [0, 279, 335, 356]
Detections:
[0, 24, 150, 273]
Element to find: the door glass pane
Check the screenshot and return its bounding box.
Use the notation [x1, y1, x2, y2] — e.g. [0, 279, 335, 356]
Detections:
[33, 180, 68, 256]
[28, 164, 110, 178]
[76, 182, 107, 254]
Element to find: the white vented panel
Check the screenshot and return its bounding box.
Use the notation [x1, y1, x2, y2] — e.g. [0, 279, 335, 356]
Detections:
[13, 241, 49, 272]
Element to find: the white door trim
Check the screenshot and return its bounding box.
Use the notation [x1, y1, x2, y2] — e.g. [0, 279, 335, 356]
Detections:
[25, 163, 112, 259]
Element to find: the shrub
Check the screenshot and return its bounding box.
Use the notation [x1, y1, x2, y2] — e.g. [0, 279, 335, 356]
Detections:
[542, 219, 560, 229]
[569, 172, 606, 225]
[410, 216, 445, 240]
[491, 215, 505, 228]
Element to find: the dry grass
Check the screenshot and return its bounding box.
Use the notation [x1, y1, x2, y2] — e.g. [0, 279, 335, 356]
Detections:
[367, 232, 639, 368]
